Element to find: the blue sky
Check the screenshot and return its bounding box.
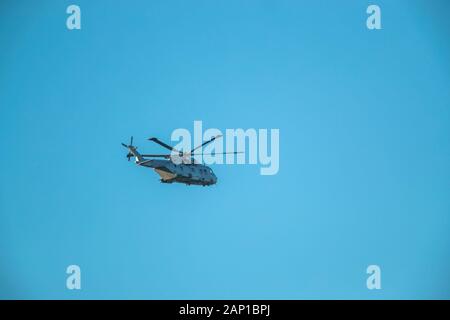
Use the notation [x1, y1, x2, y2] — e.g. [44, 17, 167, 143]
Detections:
[0, 0, 449, 299]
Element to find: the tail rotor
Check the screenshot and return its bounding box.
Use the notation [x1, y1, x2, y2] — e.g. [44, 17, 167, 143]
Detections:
[121, 136, 137, 161]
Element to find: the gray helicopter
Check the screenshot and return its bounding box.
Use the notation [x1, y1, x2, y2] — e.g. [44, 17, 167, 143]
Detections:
[121, 135, 240, 186]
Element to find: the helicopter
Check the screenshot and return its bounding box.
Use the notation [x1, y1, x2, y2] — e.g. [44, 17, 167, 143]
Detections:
[121, 135, 241, 186]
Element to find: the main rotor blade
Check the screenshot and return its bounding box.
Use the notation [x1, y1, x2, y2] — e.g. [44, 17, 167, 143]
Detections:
[148, 137, 179, 152]
[140, 154, 171, 158]
[190, 151, 243, 155]
[190, 134, 223, 153]
[121, 143, 128, 148]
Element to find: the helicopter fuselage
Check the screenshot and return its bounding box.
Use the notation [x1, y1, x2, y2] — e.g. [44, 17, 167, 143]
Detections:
[138, 159, 217, 186]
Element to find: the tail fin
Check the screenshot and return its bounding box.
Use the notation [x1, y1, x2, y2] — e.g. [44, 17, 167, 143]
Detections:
[126, 146, 144, 162]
